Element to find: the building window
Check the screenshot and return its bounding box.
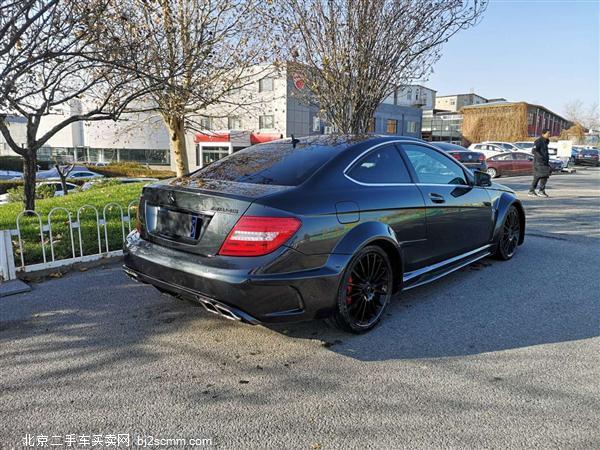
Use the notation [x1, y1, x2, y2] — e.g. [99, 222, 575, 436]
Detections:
[199, 117, 213, 130]
[259, 115, 274, 129]
[367, 117, 376, 133]
[450, 98, 456, 105]
[228, 116, 242, 129]
[312, 116, 321, 132]
[198, 145, 229, 167]
[406, 89, 412, 100]
[258, 77, 274, 92]
[405, 120, 418, 134]
[386, 119, 398, 134]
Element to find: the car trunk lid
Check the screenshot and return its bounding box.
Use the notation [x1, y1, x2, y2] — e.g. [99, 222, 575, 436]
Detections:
[141, 178, 291, 256]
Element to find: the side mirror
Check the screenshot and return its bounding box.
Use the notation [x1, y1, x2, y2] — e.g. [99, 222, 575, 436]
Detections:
[474, 170, 492, 187]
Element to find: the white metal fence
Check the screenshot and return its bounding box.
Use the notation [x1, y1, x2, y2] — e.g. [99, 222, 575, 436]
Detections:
[0, 201, 138, 281]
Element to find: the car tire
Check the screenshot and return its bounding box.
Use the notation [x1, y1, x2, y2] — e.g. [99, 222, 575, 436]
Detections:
[486, 167, 498, 178]
[326, 245, 394, 334]
[493, 205, 521, 261]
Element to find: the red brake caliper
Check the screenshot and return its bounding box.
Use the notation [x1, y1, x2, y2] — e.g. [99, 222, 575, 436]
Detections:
[346, 276, 353, 305]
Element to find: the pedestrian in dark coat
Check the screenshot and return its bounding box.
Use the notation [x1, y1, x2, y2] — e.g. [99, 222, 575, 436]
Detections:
[528, 129, 551, 197]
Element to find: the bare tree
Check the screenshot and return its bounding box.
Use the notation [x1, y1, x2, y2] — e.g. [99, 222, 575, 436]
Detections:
[279, 0, 486, 134]
[99, 0, 280, 177]
[53, 163, 75, 195]
[564, 100, 599, 131]
[0, 0, 151, 211]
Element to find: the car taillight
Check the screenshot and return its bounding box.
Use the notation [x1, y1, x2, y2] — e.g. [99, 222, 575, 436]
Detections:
[218, 216, 301, 257]
[450, 152, 461, 160]
[478, 153, 485, 161]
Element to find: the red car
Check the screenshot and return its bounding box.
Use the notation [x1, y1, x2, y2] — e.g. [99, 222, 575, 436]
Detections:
[486, 152, 535, 178]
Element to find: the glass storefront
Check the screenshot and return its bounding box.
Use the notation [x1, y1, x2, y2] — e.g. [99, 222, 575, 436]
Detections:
[37, 147, 170, 165]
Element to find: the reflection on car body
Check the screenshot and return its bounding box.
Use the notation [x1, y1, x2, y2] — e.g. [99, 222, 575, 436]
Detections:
[124, 135, 525, 333]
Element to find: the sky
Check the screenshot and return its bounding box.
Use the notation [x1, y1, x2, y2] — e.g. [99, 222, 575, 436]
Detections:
[427, 0, 599, 117]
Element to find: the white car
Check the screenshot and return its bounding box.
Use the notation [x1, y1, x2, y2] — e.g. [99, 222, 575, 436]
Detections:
[514, 141, 535, 152]
[468, 142, 513, 159]
[38, 181, 79, 196]
[485, 141, 521, 152]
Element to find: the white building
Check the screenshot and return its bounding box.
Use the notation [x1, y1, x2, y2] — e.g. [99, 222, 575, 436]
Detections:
[383, 85, 437, 110]
[0, 102, 171, 166]
[435, 92, 488, 112]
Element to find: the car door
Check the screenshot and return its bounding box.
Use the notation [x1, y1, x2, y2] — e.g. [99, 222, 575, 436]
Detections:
[399, 142, 493, 265]
[344, 143, 428, 272]
[492, 153, 514, 175]
[514, 152, 533, 175]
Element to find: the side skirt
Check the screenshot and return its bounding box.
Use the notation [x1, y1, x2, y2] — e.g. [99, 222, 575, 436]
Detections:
[402, 244, 493, 291]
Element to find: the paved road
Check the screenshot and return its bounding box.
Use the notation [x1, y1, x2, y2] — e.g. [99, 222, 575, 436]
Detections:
[1, 168, 599, 449]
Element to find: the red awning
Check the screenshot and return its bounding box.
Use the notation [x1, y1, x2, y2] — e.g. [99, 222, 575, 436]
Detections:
[194, 132, 230, 143]
[250, 132, 282, 144]
[195, 131, 282, 145]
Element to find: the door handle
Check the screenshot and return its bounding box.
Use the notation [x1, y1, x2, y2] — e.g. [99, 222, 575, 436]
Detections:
[428, 193, 445, 204]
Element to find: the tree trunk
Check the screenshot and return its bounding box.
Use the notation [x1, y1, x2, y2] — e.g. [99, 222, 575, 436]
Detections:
[22, 152, 37, 211]
[60, 176, 69, 196]
[164, 115, 189, 177]
[55, 164, 69, 195]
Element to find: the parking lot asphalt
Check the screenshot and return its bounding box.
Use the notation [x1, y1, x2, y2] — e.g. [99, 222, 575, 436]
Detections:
[1, 168, 599, 449]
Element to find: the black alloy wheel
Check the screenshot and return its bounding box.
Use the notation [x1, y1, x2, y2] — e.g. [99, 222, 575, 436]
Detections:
[328, 246, 393, 333]
[495, 206, 521, 260]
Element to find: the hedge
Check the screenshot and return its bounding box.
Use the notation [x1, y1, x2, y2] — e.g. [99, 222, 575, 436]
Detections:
[0, 179, 90, 195]
[84, 162, 175, 179]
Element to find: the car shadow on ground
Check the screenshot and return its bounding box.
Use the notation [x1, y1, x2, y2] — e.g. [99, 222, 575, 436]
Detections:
[0, 234, 598, 373]
[268, 234, 600, 361]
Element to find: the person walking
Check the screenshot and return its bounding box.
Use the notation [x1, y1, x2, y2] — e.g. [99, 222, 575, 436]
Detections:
[528, 129, 551, 197]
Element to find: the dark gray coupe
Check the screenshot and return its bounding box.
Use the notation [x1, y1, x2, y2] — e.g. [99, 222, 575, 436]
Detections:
[124, 135, 525, 333]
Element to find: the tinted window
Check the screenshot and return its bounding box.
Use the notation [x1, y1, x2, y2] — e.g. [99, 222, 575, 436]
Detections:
[402, 144, 467, 185]
[191, 139, 349, 186]
[347, 144, 411, 184]
[491, 153, 513, 161]
[515, 153, 532, 160]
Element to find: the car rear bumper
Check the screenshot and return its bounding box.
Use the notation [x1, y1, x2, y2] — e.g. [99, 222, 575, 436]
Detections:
[123, 231, 346, 324]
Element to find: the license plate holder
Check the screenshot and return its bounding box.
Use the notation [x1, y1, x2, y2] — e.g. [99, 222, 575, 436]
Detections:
[156, 208, 202, 240]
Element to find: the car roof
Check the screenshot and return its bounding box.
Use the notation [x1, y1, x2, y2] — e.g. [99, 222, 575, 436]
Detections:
[269, 134, 426, 147]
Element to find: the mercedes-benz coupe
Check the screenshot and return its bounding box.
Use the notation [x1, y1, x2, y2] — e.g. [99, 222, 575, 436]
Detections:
[124, 135, 525, 333]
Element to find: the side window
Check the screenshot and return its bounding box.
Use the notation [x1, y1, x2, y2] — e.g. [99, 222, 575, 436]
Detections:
[347, 144, 411, 184]
[402, 144, 467, 185]
[515, 153, 530, 160]
[495, 154, 513, 161]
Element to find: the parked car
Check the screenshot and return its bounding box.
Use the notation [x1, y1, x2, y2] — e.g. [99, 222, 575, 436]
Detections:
[486, 152, 564, 178]
[67, 170, 104, 179]
[38, 181, 79, 196]
[124, 135, 525, 333]
[0, 170, 22, 180]
[35, 166, 103, 180]
[430, 142, 487, 172]
[513, 141, 535, 152]
[574, 148, 600, 166]
[468, 142, 513, 159]
[485, 141, 521, 152]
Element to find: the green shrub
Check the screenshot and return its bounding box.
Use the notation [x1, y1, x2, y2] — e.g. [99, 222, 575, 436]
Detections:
[0, 179, 88, 195]
[86, 162, 174, 179]
[7, 184, 56, 203]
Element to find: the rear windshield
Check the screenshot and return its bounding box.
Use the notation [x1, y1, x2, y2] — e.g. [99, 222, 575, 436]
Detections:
[190, 140, 348, 186]
[582, 149, 599, 155]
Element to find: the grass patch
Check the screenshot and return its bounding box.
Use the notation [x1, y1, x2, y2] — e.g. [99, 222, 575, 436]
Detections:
[0, 183, 144, 267]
